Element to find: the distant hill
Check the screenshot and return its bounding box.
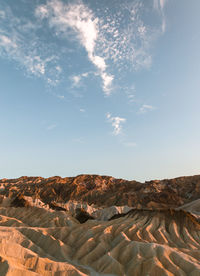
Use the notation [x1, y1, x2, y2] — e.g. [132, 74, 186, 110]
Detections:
[1, 174, 200, 208]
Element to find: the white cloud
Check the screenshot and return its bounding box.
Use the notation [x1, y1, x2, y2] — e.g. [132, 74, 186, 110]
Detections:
[55, 65, 62, 73]
[139, 104, 155, 114]
[96, 1, 159, 71]
[81, 72, 89, 78]
[106, 112, 126, 135]
[0, 1, 167, 96]
[36, 0, 114, 94]
[0, 34, 17, 52]
[80, 108, 85, 112]
[124, 84, 136, 103]
[0, 6, 62, 84]
[154, 0, 166, 12]
[25, 55, 45, 75]
[70, 71, 91, 88]
[91, 55, 106, 71]
[153, 0, 167, 33]
[138, 26, 146, 37]
[0, 34, 47, 77]
[161, 19, 166, 33]
[35, 5, 48, 19]
[102, 73, 114, 95]
[71, 75, 81, 87]
[160, 0, 166, 10]
[47, 78, 60, 86]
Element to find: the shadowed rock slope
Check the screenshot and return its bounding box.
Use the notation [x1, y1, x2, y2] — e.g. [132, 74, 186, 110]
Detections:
[0, 174, 200, 208]
[0, 174, 199, 275]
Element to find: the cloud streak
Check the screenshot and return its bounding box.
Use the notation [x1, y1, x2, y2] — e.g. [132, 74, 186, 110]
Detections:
[70, 71, 90, 88]
[0, 0, 167, 97]
[154, 0, 166, 11]
[36, 0, 114, 94]
[139, 104, 155, 114]
[154, 0, 167, 32]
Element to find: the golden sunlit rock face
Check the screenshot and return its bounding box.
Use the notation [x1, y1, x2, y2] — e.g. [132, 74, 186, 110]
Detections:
[0, 175, 199, 275]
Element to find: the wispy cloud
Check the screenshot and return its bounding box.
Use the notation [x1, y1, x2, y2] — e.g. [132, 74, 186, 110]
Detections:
[36, 0, 114, 95]
[96, 1, 158, 72]
[139, 104, 155, 114]
[0, 4, 62, 84]
[56, 95, 65, 100]
[70, 71, 90, 88]
[123, 84, 136, 103]
[102, 73, 114, 95]
[106, 112, 126, 135]
[82, 72, 89, 78]
[154, 0, 167, 12]
[0, 0, 167, 97]
[153, 0, 167, 32]
[35, 0, 162, 94]
[0, 32, 49, 77]
[71, 75, 81, 87]
[0, 34, 17, 51]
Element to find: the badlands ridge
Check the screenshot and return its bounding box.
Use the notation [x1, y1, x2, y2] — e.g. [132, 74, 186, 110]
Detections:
[0, 174, 199, 275]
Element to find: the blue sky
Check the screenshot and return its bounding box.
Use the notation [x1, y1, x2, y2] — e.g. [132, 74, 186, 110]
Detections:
[0, 0, 200, 181]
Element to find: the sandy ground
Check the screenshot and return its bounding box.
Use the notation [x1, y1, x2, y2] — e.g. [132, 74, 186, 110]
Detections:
[0, 206, 199, 275]
[0, 175, 199, 275]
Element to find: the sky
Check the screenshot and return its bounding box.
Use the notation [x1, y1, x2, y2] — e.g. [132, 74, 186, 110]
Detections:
[0, 0, 200, 182]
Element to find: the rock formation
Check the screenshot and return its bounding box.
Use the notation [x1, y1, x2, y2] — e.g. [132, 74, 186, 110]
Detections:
[0, 174, 199, 275]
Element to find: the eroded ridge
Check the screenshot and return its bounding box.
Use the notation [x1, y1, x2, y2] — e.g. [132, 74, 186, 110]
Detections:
[0, 206, 199, 275]
[0, 174, 200, 209]
[0, 174, 199, 275]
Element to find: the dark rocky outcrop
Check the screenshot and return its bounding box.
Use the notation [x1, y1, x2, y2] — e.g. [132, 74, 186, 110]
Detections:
[1, 174, 200, 209]
[11, 194, 30, 208]
[74, 208, 95, 223]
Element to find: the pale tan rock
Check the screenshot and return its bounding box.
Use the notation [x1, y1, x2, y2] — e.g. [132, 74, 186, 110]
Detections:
[0, 174, 199, 275]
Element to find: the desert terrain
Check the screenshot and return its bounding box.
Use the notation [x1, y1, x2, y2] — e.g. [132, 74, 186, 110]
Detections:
[0, 174, 199, 275]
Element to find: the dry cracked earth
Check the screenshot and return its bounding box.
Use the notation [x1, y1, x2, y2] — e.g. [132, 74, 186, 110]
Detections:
[0, 174, 199, 275]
